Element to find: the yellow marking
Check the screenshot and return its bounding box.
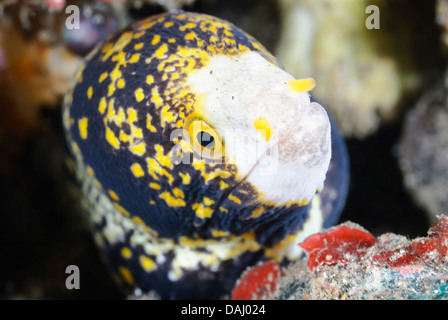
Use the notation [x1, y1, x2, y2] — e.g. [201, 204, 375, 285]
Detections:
[220, 180, 229, 190]
[177, 231, 260, 266]
[238, 44, 247, 51]
[94, 178, 102, 188]
[146, 113, 156, 132]
[150, 200, 156, 205]
[174, 119, 183, 127]
[172, 188, 184, 199]
[106, 99, 125, 125]
[140, 255, 157, 272]
[129, 53, 140, 63]
[151, 87, 163, 107]
[132, 216, 145, 226]
[133, 31, 145, 39]
[180, 22, 197, 31]
[129, 142, 145, 156]
[228, 194, 241, 204]
[78, 118, 88, 140]
[261, 195, 310, 208]
[151, 34, 161, 45]
[220, 206, 229, 213]
[155, 144, 173, 169]
[146, 75, 154, 85]
[106, 126, 120, 149]
[86, 165, 94, 177]
[146, 158, 174, 184]
[135, 88, 144, 102]
[149, 182, 161, 190]
[254, 117, 272, 141]
[134, 42, 144, 50]
[179, 172, 191, 185]
[138, 19, 157, 31]
[211, 229, 229, 237]
[121, 247, 132, 259]
[175, 13, 187, 19]
[203, 197, 215, 206]
[110, 64, 122, 81]
[118, 266, 134, 284]
[287, 78, 315, 93]
[130, 163, 145, 177]
[185, 32, 196, 40]
[108, 82, 115, 96]
[127, 108, 138, 123]
[117, 78, 125, 89]
[102, 32, 133, 61]
[251, 206, 265, 218]
[223, 29, 233, 37]
[114, 202, 130, 216]
[98, 97, 107, 113]
[87, 86, 93, 99]
[109, 190, 119, 201]
[168, 38, 176, 43]
[155, 43, 168, 59]
[264, 234, 298, 262]
[160, 106, 176, 127]
[164, 21, 174, 28]
[159, 191, 186, 207]
[204, 169, 232, 184]
[99, 72, 108, 83]
[192, 203, 213, 219]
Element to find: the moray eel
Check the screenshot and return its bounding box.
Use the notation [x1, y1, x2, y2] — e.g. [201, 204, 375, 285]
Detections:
[63, 11, 349, 299]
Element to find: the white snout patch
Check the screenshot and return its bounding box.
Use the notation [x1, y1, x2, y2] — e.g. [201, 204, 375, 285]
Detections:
[187, 51, 331, 205]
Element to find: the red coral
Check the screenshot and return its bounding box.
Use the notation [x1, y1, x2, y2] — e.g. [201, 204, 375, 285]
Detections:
[231, 261, 279, 300]
[299, 216, 448, 270]
[372, 215, 448, 267]
[299, 225, 377, 270]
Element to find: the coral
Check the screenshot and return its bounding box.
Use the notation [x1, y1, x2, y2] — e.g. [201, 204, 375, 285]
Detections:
[233, 216, 448, 300]
[399, 82, 448, 221]
[232, 261, 280, 300]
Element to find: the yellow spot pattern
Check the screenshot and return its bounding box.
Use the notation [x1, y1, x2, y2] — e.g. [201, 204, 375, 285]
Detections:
[159, 191, 186, 207]
[193, 202, 214, 219]
[179, 172, 191, 185]
[118, 266, 134, 285]
[109, 190, 120, 201]
[114, 202, 131, 216]
[140, 255, 157, 272]
[254, 117, 273, 141]
[121, 247, 132, 259]
[78, 118, 88, 140]
[130, 163, 145, 177]
[228, 194, 241, 204]
[87, 86, 93, 99]
[135, 88, 144, 102]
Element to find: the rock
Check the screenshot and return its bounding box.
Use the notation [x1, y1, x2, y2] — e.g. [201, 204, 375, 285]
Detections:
[275, 0, 421, 138]
[399, 82, 448, 221]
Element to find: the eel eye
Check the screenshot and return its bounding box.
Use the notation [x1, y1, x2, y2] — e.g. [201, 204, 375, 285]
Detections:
[185, 118, 223, 160]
